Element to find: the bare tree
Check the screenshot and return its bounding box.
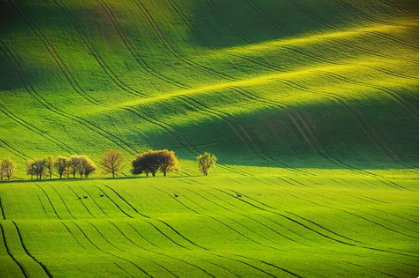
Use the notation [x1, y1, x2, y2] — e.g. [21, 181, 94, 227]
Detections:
[100, 150, 124, 178]
[197, 152, 217, 176]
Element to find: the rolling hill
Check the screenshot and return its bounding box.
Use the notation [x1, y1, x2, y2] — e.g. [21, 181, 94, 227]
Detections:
[0, 0, 418, 277]
[0, 0, 418, 173]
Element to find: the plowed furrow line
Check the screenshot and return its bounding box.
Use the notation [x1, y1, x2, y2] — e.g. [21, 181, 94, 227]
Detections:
[213, 253, 278, 278]
[184, 188, 302, 246]
[233, 86, 355, 171]
[168, 189, 280, 250]
[244, 0, 292, 36]
[125, 222, 161, 249]
[12, 221, 53, 278]
[0, 38, 138, 155]
[102, 185, 149, 218]
[152, 186, 268, 250]
[343, 192, 388, 205]
[99, 220, 195, 263]
[285, 211, 362, 244]
[349, 208, 418, 234]
[120, 106, 194, 156]
[178, 96, 282, 169]
[131, 0, 235, 81]
[186, 96, 310, 175]
[169, 0, 284, 73]
[65, 185, 96, 218]
[286, 0, 337, 30]
[93, 186, 135, 218]
[155, 219, 209, 250]
[245, 0, 396, 64]
[284, 45, 344, 66]
[100, 221, 180, 278]
[374, 66, 419, 80]
[10, 0, 104, 106]
[211, 188, 318, 244]
[47, 185, 76, 219]
[143, 220, 191, 250]
[126, 222, 228, 277]
[202, 0, 252, 44]
[334, 0, 388, 25]
[318, 70, 419, 117]
[372, 208, 419, 225]
[78, 186, 111, 218]
[234, 254, 303, 278]
[342, 260, 399, 278]
[122, 106, 251, 176]
[53, 0, 144, 97]
[86, 222, 154, 277]
[0, 137, 28, 160]
[259, 260, 303, 278]
[335, 208, 417, 239]
[97, 0, 186, 89]
[370, 30, 418, 50]
[67, 221, 140, 277]
[34, 184, 61, 220]
[33, 188, 53, 219]
[0, 102, 77, 154]
[0, 195, 7, 220]
[279, 79, 414, 169]
[378, 179, 413, 191]
[216, 188, 359, 246]
[0, 223, 28, 278]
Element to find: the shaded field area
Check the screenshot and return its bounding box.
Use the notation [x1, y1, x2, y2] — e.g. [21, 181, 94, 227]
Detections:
[0, 173, 418, 277]
[0, 0, 418, 176]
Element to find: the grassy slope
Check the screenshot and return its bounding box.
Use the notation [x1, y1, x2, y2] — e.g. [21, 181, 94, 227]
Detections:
[0, 174, 418, 277]
[0, 0, 418, 175]
[0, 0, 418, 277]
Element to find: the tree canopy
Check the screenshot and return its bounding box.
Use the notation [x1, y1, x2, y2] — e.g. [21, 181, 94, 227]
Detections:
[197, 152, 217, 176]
[131, 149, 179, 177]
[100, 150, 124, 178]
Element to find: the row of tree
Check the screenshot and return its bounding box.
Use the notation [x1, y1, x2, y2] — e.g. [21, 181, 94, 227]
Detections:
[0, 150, 217, 181]
[26, 155, 97, 180]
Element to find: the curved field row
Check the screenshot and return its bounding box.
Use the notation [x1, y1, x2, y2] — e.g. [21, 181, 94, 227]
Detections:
[0, 176, 417, 277]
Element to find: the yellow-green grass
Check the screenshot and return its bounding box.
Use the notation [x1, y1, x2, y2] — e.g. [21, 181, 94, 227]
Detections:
[0, 173, 418, 277]
[0, 0, 418, 177]
[0, 0, 418, 276]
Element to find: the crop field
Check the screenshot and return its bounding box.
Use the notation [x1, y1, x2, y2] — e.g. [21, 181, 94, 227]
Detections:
[0, 173, 418, 277]
[0, 0, 418, 276]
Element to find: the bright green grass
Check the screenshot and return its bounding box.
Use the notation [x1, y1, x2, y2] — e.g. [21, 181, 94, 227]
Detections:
[0, 0, 418, 277]
[0, 172, 418, 277]
[0, 0, 418, 177]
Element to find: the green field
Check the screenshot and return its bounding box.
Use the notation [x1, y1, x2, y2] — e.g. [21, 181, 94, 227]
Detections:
[0, 0, 418, 276]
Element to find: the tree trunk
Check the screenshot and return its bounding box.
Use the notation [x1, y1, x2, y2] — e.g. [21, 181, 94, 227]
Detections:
[112, 171, 115, 178]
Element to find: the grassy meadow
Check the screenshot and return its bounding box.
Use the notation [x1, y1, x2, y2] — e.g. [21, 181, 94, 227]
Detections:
[0, 0, 418, 276]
